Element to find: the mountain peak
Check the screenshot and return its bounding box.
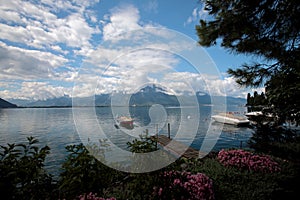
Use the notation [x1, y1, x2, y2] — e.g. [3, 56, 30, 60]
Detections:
[140, 84, 167, 94]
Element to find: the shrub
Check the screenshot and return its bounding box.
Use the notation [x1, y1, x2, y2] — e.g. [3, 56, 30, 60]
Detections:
[58, 144, 124, 199]
[217, 149, 281, 173]
[180, 155, 297, 200]
[152, 170, 214, 200]
[77, 192, 116, 200]
[0, 136, 55, 199]
[248, 124, 298, 156]
[127, 133, 157, 153]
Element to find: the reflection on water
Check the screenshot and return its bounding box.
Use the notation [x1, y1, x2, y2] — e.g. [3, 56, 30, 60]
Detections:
[0, 106, 252, 175]
[0, 108, 80, 177]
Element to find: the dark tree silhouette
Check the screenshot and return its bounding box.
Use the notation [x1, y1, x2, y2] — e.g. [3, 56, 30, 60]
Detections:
[196, 0, 300, 125]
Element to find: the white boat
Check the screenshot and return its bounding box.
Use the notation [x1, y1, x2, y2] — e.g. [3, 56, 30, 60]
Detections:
[211, 112, 250, 126]
[245, 111, 263, 117]
[115, 116, 134, 129]
[245, 111, 277, 125]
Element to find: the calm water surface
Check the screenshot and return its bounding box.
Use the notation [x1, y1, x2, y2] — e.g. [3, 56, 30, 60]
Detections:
[0, 106, 252, 176]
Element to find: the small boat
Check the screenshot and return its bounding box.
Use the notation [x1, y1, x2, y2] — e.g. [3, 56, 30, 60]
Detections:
[211, 112, 250, 126]
[245, 111, 263, 118]
[116, 116, 134, 129]
[245, 111, 276, 125]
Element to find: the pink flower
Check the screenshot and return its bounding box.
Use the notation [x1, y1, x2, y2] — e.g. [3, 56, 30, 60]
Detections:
[154, 171, 215, 200]
[173, 178, 181, 185]
[158, 187, 163, 196]
[217, 149, 281, 173]
[78, 192, 116, 200]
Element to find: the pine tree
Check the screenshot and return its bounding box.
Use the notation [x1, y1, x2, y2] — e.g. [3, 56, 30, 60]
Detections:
[196, 0, 300, 125]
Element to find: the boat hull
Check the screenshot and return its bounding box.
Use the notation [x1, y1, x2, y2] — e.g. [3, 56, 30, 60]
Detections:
[212, 114, 250, 126]
[116, 116, 134, 129]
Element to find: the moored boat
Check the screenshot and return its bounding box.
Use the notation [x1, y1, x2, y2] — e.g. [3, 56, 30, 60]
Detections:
[245, 111, 277, 125]
[245, 111, 263, 118]
[116, 116, 134, 129]
[211, 112, 250, 126]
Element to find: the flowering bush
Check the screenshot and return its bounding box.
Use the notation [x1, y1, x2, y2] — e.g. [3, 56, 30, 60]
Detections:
[217, 149, 281, 173]
[153, 170, 214, 200]
[78, 192, 116, 200]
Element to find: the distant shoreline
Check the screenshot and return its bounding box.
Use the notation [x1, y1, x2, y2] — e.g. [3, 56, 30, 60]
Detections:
[3, 104, 247, 109]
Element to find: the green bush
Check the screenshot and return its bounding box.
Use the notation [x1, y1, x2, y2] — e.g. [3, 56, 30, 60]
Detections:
[127, 133, 158, 153]
[180, 153, 299, 200]
[1, 136, 299, 200]
[0, 137, 55, 200]
[58, 143, 124, 200]
[105, 172, 159, 200]
[151, 170, 214, 200]
[248, 124, 298, 156]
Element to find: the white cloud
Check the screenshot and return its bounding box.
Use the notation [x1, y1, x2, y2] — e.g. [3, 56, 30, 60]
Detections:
[0, 23, 32, 44]
[79, 45, 247, 98]
[0, 81, 72, 100]
[0, 42, 68, 80]
[0, 0, 100, 50]
[50, 45, 68, 54]
[77, 40, 184, 96]
[0, 2, 250, 100]
[0, 46, 82, 93]
[185, 5, 208, 26]
[74, 4, 247, 98]
[51, 13, 100, 48]
[0, 8, 23, 23]
[102, 4, 141, 41]
[152, 71, 250, 98]
[0, 0, 102, 100]
[40, 0, 100, 14]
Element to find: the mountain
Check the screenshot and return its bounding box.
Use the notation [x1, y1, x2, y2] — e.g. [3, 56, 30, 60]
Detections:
[9, 95, 111, 107]
[225, 96, 246, 106]
[95, 94, 111, 106]
[9, 85, 246, 107]
[0, 98, 18, 108]
[22, 96, 72, 107]
[196, 92, 212, 105]
[129, 85, 180, 106]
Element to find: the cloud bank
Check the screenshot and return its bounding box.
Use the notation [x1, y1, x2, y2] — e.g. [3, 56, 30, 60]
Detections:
[0, 1, 251, 100]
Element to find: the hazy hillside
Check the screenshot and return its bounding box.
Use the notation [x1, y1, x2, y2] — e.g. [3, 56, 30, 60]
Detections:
[0, 98, 18, 108]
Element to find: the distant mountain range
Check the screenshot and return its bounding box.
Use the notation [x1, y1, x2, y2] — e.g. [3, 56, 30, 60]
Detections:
[0, 98, 18, 108]
[8, 85, 246, 107]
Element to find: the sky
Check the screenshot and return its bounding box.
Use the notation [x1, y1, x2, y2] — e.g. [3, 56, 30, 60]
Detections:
[0, 0, 264, 101]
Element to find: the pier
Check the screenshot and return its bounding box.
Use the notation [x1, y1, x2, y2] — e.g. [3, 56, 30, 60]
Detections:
[152, 135, 206, 159]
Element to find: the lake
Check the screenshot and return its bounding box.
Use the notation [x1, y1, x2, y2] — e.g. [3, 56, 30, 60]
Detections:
[0, 106, 253, 175]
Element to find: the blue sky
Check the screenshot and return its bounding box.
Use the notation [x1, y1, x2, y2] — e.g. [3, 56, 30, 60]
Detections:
[0, 0, 264, 100]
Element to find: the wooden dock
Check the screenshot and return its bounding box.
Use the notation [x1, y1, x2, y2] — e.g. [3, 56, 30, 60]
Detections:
[152, 135, 206, 159]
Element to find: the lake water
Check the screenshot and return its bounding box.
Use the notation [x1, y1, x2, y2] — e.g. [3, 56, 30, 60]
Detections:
[0, 106, 252, 176]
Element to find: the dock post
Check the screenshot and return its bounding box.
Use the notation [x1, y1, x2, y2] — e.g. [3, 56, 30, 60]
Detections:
[156, 124, 158, 149]
[167, 123, 170, 139]
[145, 129, 148, 135]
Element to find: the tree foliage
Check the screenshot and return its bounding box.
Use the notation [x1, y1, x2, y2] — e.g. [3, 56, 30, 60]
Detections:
[246, 91, 267, 108]
[196, 0, 300, 124]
